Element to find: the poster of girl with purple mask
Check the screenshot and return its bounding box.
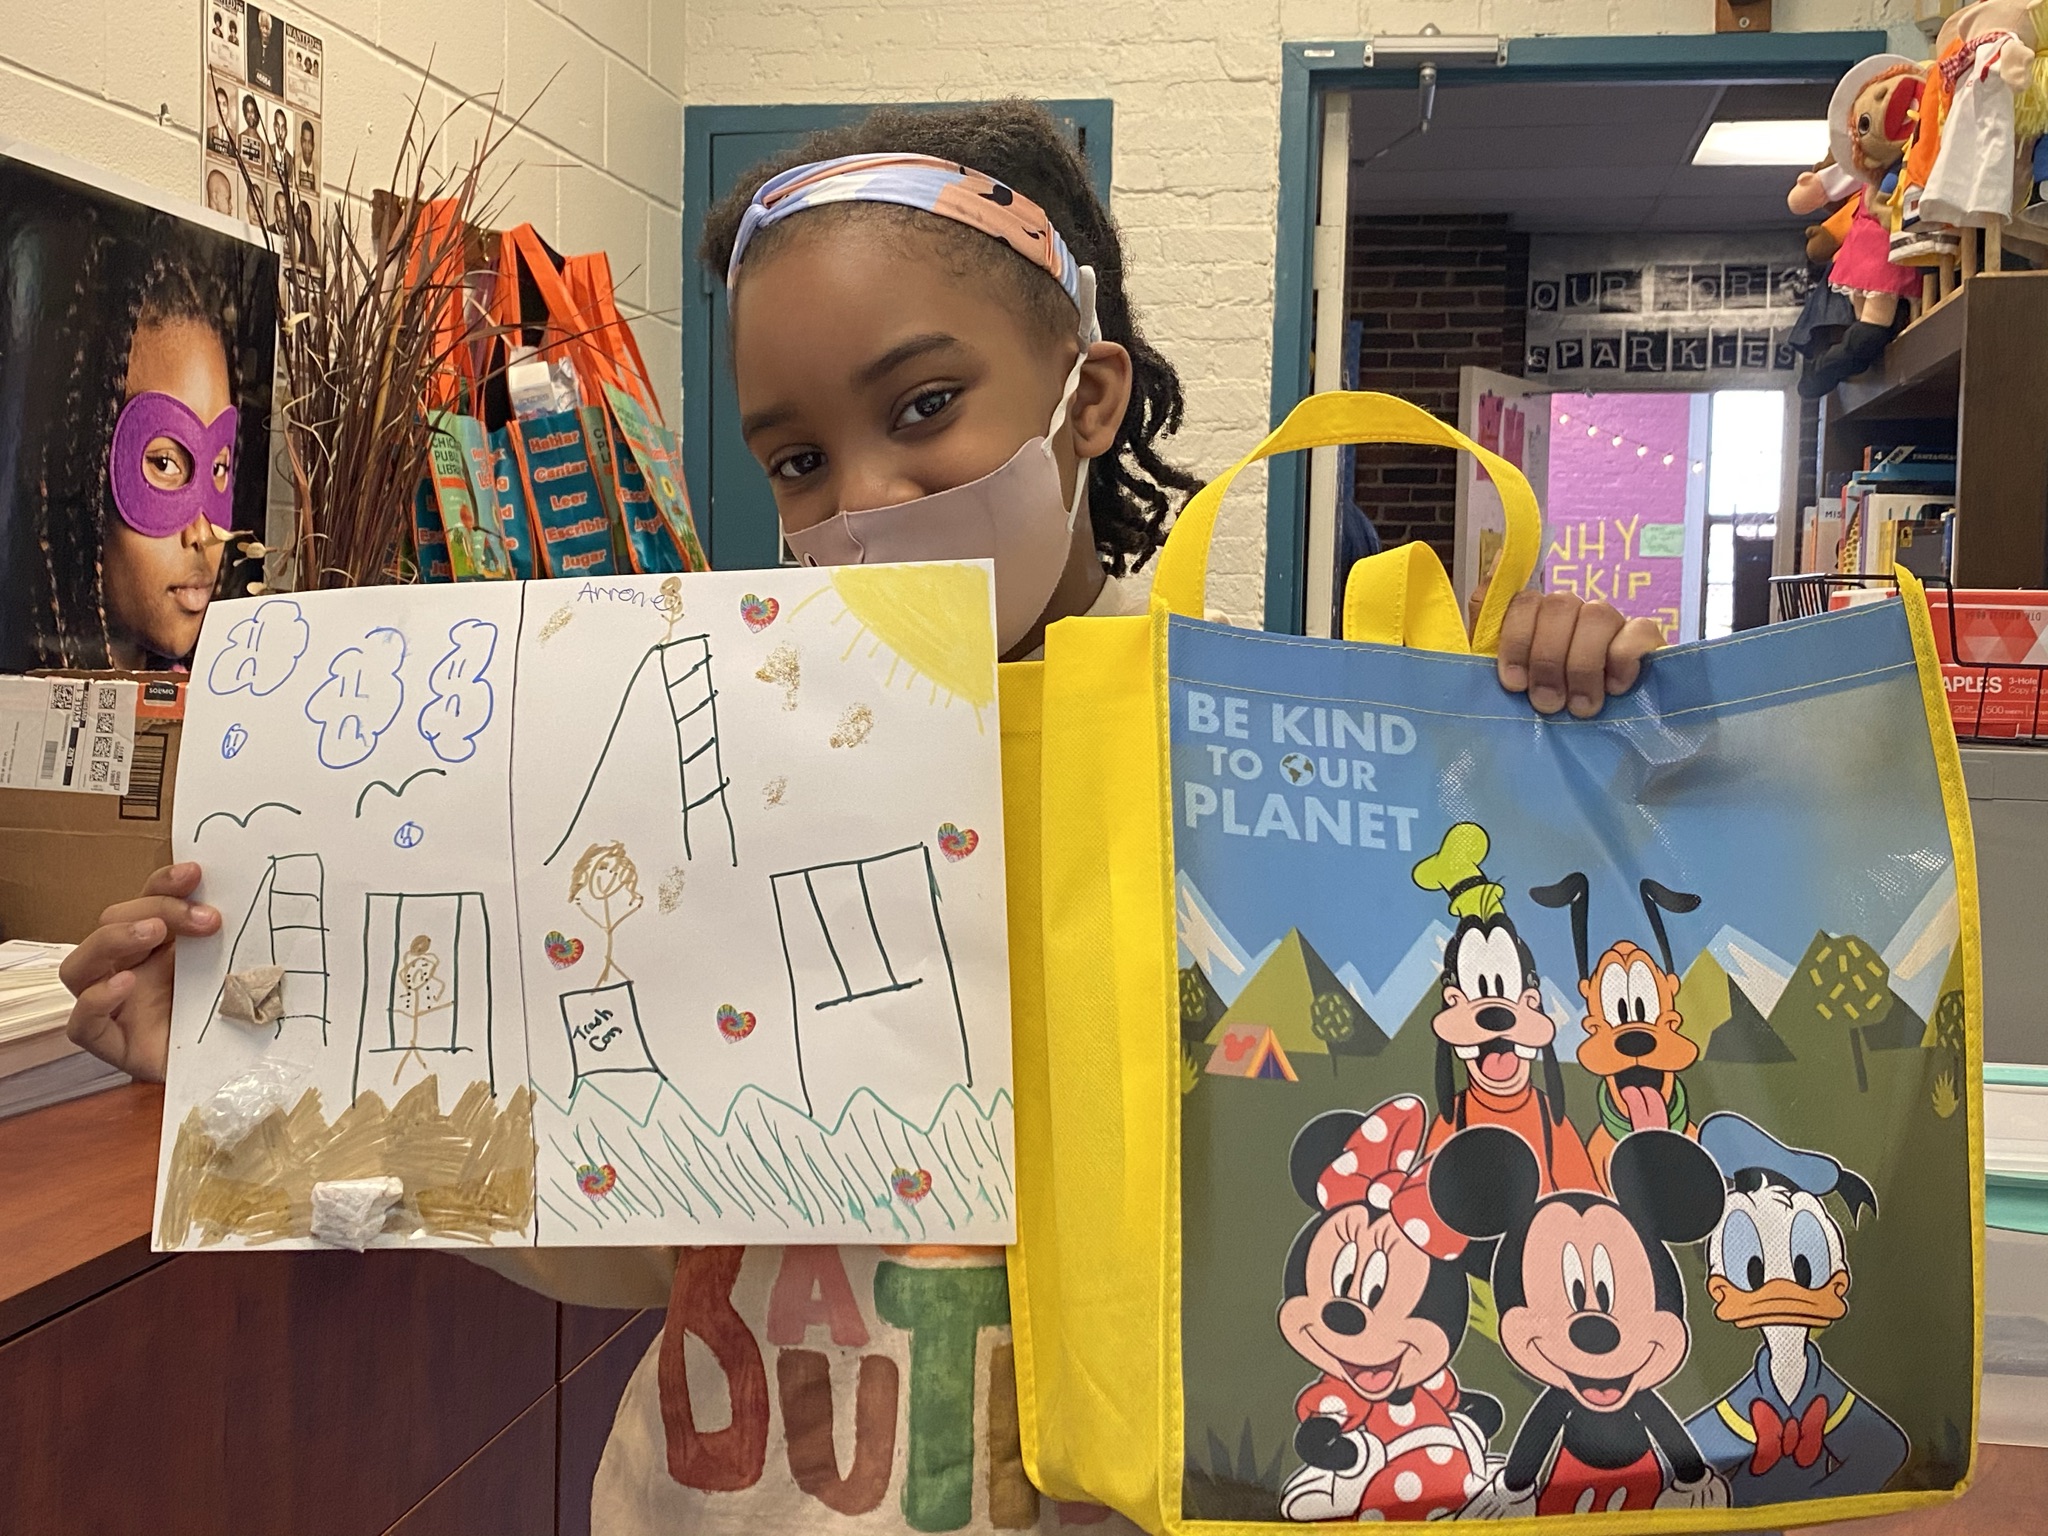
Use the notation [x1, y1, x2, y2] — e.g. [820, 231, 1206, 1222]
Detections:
[0, 144, 277, 672]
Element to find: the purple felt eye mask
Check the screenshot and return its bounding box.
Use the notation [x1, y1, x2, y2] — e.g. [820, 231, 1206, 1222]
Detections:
[109, 391, 239, 538]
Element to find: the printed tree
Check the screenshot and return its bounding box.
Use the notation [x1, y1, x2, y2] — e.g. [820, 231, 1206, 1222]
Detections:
[1179, 964, 1227, 1043]
[1310, 989, 1365, 1077]
[1924, 948, 1968, 1120]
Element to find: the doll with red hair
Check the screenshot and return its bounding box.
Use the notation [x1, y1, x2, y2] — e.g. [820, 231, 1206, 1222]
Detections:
[1791, 55, 1928, 397]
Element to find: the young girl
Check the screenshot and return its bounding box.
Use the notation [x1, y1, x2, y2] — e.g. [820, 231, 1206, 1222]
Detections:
[0, 204, 261, 671]
[63, 102, 1659, 1535]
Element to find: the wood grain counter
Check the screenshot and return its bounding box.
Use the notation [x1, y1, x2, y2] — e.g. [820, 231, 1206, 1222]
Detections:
[0, 1082, 659, 1535]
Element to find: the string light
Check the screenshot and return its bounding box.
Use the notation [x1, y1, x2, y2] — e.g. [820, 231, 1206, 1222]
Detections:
[1556, 408, 1691, 469]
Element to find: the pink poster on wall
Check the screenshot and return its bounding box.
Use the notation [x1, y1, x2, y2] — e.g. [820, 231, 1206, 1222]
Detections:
[1543, 392, 1694, 641]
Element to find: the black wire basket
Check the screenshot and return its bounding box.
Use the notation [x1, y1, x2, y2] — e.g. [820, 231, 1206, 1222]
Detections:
[1770, 573, 2048, 746]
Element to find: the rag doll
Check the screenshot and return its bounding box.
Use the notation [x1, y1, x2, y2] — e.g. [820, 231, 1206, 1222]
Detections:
[1796, 55, 1926, 397]
[1921, 0, 2039, 227]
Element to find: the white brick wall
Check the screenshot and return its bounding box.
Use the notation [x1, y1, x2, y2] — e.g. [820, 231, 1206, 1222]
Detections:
[0, 0, 685, 424]
[676, 0, 1924, 618]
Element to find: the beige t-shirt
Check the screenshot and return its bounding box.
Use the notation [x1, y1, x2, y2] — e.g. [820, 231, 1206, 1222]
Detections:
[477, 567, 1157, 1536]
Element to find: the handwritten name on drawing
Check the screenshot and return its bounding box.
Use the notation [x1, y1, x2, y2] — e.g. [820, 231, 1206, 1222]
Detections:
[1180, 691, 1423, 850]
[662, 1249, 1109, 1529]
[571, 580, 700, 609]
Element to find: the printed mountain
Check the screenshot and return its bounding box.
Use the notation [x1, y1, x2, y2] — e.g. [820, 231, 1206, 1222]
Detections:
[1208, 929, 1389, 1060]
[1335, 920, 1452, 1037]
[1675, 951, 1732, 1054]
[1705, 925, 1795, 1017]
[1706, 973, 1796, 1064]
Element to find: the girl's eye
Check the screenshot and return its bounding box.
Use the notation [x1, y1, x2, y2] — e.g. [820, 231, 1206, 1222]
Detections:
[893, 388, 957, 429]
[212, 449, 233, 491]
[143, 441, 194, 489]
[771, 450, 825, 482]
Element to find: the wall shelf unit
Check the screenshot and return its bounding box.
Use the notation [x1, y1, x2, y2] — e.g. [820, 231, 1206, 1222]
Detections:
[1822, 272, 2048, 588]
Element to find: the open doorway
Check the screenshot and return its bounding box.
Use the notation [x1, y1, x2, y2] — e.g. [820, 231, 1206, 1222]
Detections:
[1305, 66, 1838, 637]
[1456, 377, 1789, 644]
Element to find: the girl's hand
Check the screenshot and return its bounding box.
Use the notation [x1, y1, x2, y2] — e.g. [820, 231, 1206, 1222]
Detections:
[1493, 590, 1663, 718]
[59, 862, 219, 1083]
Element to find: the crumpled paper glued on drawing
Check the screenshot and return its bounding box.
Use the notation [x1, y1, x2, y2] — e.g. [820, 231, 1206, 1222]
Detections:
[217, 964, 287, 1027]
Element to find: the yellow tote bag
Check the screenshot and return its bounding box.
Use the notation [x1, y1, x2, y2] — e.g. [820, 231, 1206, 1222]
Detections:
[1004, 392, 1983, 1535]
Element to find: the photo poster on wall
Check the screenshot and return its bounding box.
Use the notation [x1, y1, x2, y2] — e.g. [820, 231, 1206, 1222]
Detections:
[1523, 233, 1810, 390]
[203, 0, 323, 270]
[0, 143, 279, 674]
[151, 564, 1018, 1252]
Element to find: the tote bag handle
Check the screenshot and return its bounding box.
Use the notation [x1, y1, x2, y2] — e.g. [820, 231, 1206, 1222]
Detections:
[1150, 391, 1542, 654]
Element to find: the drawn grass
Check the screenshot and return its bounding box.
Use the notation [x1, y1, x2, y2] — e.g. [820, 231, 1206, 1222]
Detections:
[534, 1079, 1011, 1241]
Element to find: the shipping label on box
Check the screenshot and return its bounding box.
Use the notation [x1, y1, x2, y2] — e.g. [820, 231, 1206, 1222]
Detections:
[0, 677, 137, 794]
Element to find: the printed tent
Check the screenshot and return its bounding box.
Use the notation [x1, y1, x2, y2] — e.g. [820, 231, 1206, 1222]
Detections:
[1205, 1025, 1299, 1081]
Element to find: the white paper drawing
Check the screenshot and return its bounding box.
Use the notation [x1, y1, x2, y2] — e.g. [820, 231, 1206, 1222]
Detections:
[155, 563, 1013, 1250]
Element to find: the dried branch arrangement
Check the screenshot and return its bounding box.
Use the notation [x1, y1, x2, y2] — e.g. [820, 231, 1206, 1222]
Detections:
[218, 83, 517, 588]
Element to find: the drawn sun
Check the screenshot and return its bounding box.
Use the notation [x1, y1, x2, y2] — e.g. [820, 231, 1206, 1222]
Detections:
[790, 565, 997, 723]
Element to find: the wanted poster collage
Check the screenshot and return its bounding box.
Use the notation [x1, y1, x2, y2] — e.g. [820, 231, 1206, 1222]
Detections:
[203, 1, 323, 270]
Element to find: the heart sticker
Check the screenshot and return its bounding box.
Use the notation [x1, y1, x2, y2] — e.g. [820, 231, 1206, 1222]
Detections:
[545, 931, 584, 968]
[577, 1162, 616, 1197]
[936, 823, 979, 862]
[740, 594, 779, 631]
[717, 1004, 758, 1042]
[892, 1167, 933, 1203]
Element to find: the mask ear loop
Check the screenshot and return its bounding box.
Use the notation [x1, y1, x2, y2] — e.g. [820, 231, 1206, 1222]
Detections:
[1047, 265, 1101, 534]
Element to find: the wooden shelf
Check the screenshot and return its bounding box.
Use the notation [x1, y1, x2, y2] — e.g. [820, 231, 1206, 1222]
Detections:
[1821, 271, 2048, 587]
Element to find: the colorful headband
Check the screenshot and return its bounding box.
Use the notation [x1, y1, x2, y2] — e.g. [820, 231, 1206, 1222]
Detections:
[109, 392, 238, 538]
[727, 152, 1088, 317]
[1314, 1095, 1466, 1261]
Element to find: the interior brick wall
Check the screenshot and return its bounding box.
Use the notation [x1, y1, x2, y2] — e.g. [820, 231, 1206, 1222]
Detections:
[1345, 213, 1529, 565]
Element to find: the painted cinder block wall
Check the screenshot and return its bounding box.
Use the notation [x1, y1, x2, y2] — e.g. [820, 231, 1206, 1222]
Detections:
[6, 0, 1918, 615]
[0, 0, 685, 426]
[674, 0, 1923, 619]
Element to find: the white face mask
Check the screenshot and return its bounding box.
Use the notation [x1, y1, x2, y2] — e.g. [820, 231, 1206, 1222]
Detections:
[780, 270, 1101, 656]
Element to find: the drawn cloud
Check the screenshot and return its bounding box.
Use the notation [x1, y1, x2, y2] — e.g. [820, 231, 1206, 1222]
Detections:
[207, 599, 311, 698]
[418, 619, 498, 764]
[304, 627, 407, 769]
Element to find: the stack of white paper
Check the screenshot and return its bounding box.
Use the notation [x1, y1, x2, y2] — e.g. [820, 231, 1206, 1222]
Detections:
[0, 940, 130, 1118]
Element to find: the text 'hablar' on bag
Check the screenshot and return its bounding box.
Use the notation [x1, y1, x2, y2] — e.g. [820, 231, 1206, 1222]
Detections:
[1001, 390, 1984, 1535]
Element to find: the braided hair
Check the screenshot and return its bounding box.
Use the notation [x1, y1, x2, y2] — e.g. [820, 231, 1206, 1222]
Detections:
[699, 100, 1202, 575]
[12, 204, 261, 668]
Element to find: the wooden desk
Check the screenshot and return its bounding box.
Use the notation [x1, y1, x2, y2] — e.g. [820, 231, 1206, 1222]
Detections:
[0, 1083, 660, 1535]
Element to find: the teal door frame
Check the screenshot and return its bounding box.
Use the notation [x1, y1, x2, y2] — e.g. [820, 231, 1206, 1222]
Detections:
[681, 100, 1114, 567]
[1264, 30, 1889, 633]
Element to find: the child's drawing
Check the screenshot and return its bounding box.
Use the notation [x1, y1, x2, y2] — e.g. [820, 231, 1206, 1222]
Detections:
[200, 852, 330, 1044]
[160, 564, 1012, 1249]
[355, 889, 493, 1096]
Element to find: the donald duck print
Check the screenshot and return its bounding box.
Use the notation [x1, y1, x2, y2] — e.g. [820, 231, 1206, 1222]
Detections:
[1684, 1113, 1909, 1505]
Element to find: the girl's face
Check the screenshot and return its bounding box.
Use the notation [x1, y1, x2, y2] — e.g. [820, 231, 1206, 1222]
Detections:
[102, 318, 231, 664]
[728, 221, 1132, 648]
[732, 224, 1078, 529]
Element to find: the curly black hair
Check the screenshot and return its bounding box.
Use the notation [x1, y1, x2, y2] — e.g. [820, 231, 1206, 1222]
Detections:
[698, 100, 1201, 575]
[0, 179, 269, 669]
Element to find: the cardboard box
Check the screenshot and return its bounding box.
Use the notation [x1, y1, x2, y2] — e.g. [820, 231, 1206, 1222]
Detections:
[0, 675, 183, 942]
[1828, 588, 2048, 740]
